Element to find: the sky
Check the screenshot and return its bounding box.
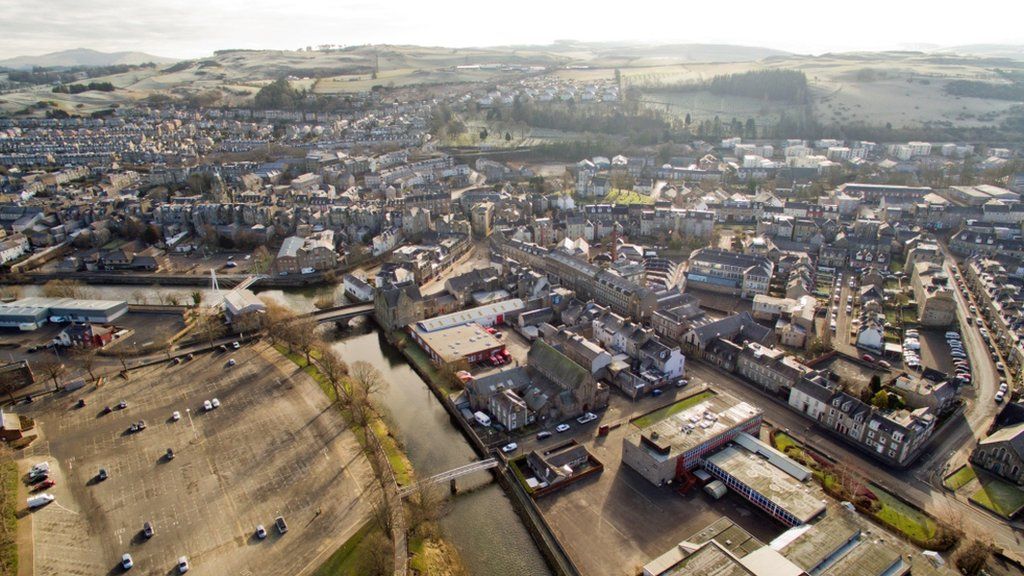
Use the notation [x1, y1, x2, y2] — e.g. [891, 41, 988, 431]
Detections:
[2, 0, 1023, 59]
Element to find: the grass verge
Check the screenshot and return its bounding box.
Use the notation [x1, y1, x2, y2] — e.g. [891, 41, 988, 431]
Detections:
[0, 451, 17, 575]
[869, 483, 938, 543]
[311, 521, 379, 576]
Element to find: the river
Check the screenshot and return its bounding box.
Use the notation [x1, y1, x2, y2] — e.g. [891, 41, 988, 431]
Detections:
[18, 282, 551, 574]
[326, 325, 552, 576]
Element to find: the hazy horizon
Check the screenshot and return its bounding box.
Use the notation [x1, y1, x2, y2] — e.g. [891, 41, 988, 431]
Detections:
[2, 0, 1023, 61]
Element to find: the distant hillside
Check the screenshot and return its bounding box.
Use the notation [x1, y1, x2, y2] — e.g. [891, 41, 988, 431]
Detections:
[542, 41, 790, 63]
[0, 48, 176, 69]
[934, 44, 1024, 60]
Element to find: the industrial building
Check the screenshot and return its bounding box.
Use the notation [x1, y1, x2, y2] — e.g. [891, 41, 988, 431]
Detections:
[413, 298, 525, 333]
[621, 390, 762, 486]
[0, 297, 128, 330]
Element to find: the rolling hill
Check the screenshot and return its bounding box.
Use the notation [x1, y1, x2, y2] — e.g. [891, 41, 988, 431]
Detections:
[0, 48, 177, 69]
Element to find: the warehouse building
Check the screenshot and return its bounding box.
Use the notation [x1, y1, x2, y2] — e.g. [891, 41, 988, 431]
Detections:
[0, 297, 128, 330]
[622, 390, 762, 486]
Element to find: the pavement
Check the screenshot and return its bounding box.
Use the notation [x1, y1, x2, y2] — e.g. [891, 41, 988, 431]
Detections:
[12, 341, 376, 576]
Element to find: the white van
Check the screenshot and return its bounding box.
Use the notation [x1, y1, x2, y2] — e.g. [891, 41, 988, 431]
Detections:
[473, 411, 491, 427]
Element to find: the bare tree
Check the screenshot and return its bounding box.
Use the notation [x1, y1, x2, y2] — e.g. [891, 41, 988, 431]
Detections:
[75, 349, 99, 382]
[955, 539, 994, 576]
[367, 487, 394, 536]
[318, 348, 349, 404]
[290, 317, 319, 364]
[357, 529, 393, 576]
[194, 312, 226, 348]
[41, 279, 89, 299]
[35, 358, 67, 392]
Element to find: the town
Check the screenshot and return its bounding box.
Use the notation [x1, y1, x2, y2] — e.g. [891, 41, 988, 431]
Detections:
[1, 35, 1024, 576]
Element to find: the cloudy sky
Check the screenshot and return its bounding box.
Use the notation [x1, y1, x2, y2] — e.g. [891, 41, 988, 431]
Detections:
[2, 0, 1022, 59]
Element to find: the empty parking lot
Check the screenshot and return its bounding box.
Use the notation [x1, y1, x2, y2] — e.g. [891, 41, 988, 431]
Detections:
[16, 342, 375, 576]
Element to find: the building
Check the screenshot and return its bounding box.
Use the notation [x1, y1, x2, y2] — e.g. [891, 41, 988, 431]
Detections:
[0, 409, 22, 442]
[471, 202, 494, 238]
[736, 343, 812, 396]
[622, 389, 763, 485]
[704, 444, 825, 526]
[273, 231, 337, 275]
[910, 262, 956, 327]
[0, 297, 128, 330]
[409, 322, 505, 368]
[971, 422, 1024, 486]
[788, 372, 936, 467]
[223, 288, 267, 332]
[413, 298, 525, 333]
[527, 340, 610, 421]
[685, 248, 774, 299]
[54, 323, 114, 349]
[373, 283, 425, 332]
[488, 388, 533, 431]
[524, 441, 592, 491]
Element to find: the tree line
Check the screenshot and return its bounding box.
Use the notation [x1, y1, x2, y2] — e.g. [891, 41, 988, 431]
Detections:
[646, 69, 809, 103]
[52, 82, 115, 94]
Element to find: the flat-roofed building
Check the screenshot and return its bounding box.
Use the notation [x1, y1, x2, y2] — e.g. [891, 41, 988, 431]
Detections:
[0, 297, 128, 330]
[409, 323, 504, 367]
[686, 248, 774, 299]
[704, 445, 826, 526]
[622, 390, 762, 485]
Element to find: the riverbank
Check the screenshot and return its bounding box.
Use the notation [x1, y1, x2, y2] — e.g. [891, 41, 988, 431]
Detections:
[388, 331, 579, 576]
[275, 343, 468, 576]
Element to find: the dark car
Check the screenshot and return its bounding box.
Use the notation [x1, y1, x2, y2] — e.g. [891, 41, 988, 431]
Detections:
[275, 516, 288, 534]
[536, 431, 552, 441]
[165, 448, 174, 460]
[97, 468, 108, 481]
[143, 521, 154, 539]
[76, 399, 86, 408]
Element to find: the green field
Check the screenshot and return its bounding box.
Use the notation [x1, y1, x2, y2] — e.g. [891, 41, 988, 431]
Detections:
[632, 391, 716, 429]
[870, 483, 938, 543]
[0, 453, 17, 576]
[943, 465, 977, 491]
[970, 473, 1024, 518]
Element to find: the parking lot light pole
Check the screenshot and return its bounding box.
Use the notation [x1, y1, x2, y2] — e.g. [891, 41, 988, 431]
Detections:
[185, 408, 198, 441]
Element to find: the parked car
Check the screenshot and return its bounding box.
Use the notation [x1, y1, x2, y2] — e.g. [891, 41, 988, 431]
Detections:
[555, 423, 570, 433]
[171, 411, 181, 421]
[576, 412, 597, 424]
[501, 443, 518, 453]
[275, 516, 288, 534]
[996, 362, 1006, 372]
[118, 400, 127, 410]
[121, 553, 134, 570]
[143, 521, 154, 539]
[995, 391, 1005, 403]
[862, 354, 875, 363]
[165, 448, 174, 461]
[177, 556, 190, 573]
[203, 400, 213, 411]
[536, 431, 552, 441]
[232, 341, 240, 350]
[211, 398, 221, 409]
[877, 360, 891, 369]
[256, 525, 267, 539]
[33, 478, 56, 491]
[227, 358, 236, 367]
[98, 468, 108, 481]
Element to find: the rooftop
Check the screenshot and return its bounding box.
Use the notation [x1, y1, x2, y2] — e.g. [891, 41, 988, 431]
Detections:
[627, 390, 762, 460]
[707, 446, 826, 524]
[413, 323, 502, 364]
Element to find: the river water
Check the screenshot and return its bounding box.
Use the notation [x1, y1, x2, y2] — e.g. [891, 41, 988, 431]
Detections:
[326, 325, 552, 576]
[19, 283, 551, 574]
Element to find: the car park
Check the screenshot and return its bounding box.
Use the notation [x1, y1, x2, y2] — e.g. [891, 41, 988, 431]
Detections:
[501, 442, 518, 453]
[555, 423, 571, 433]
